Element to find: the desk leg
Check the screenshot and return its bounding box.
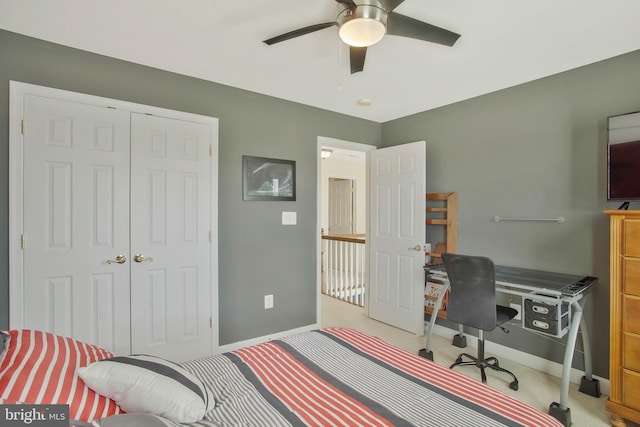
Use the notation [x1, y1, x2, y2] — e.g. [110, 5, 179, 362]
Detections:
[549, 296, 601, 426]
[419, 283, 450, 361]
[577, 297, 601, 397]
[419, 309, 438, 361]
[549, 300, 582, 426]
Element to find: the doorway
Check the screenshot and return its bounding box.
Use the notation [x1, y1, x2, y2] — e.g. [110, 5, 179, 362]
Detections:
[317, 137, 427, 335]
[317, 137, 374, 319]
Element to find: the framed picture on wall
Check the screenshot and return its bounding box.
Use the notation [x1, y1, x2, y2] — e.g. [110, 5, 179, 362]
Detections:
[243, 155, 296, 201]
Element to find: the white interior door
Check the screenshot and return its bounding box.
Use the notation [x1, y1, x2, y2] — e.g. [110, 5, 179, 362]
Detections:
[130, 114, 212, 361]
[328, 178, 353, 234]
[367, 141, 426, 335]
[21, 95, 132, 355]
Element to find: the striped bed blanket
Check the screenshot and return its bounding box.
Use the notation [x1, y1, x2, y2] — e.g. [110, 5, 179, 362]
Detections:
[177, 327, 562, 427]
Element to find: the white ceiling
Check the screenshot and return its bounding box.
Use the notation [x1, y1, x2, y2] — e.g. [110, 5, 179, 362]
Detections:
[2, 0, 640, 122]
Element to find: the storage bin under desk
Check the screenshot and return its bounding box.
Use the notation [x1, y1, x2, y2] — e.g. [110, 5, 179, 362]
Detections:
[523, 295, 570, 338]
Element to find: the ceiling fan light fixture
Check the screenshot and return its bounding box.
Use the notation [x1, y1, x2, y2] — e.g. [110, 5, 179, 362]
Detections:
[339, 18, 386, 47]
[337, 5, 387, 47]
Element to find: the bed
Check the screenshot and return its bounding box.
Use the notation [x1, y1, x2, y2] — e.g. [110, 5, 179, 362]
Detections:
[1, 327, 562, 427]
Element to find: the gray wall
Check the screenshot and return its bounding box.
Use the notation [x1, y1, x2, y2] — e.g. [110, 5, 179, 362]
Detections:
[3, 28, 640, 379]
[381, 49, 640, 378]
[0, 30, 382, 344]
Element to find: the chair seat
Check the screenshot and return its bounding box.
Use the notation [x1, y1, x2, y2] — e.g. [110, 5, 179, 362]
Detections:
[497, 305, 518, 327]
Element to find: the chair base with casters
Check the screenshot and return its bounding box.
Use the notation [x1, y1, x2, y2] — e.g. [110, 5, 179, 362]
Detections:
[450, 328, 519, 391]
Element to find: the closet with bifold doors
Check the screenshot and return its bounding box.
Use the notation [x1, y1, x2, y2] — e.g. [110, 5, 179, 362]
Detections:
[9, 82, 218, 362]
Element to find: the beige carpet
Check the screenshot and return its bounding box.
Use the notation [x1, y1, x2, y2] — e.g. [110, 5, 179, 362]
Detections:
[321, 295, 613, 427]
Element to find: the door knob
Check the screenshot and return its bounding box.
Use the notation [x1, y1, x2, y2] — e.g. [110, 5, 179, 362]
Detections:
[134, 254, 154, 263]
[107, 255, 127, 264]
[409, 245, 423, 251]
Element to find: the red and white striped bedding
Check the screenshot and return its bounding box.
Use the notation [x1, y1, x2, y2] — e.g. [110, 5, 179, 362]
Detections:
[180, 327, 563, 427]
[0, 329, 121, 422]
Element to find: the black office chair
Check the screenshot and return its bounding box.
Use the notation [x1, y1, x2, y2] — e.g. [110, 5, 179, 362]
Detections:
[441, 252, 519, 391]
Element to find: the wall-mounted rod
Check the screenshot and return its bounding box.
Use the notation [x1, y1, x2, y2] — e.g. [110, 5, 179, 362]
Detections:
[493, 216, 565, 223]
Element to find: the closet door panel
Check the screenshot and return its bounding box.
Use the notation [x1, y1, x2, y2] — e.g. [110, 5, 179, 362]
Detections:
[22, 95, 131, 355]
[130, 113, 212, 361]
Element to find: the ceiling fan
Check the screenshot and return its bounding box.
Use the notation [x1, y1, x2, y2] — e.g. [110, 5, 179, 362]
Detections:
[262, 0, 461, 74]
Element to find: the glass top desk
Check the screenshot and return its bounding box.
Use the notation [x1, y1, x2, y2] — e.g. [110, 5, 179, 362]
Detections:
[423, 263, 599, 426]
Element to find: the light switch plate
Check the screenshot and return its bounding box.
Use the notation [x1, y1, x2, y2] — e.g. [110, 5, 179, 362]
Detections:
[282, 211, 297, 225]
[264, 294, 273, 309]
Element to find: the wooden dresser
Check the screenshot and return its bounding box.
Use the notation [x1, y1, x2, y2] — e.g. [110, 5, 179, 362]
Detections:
[605, 210, 640, 426]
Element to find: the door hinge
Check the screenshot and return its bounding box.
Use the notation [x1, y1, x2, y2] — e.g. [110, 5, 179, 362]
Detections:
[21, 234, 26, 249]
[21, 119, 25, 135]
[209, 231, 213, 242]
[209, 317, 213, 328]
[209, 144, 212, 157]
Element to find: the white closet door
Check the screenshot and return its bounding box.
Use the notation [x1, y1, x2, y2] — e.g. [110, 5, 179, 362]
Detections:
[130, 113, 212, 361]
[22, 95, 132, 355]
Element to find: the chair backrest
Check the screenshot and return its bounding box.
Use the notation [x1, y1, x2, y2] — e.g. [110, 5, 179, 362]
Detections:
[441, 253, 497, 331]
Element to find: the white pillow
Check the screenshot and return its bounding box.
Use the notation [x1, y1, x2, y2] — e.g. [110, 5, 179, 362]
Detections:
[77, 355, 215, 423]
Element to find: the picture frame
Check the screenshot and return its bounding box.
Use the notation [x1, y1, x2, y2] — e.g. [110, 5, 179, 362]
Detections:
[243, 155, 296, 201]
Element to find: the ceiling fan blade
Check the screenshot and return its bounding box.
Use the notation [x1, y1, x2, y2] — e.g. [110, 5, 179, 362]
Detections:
[335, 0, 357, 7]
[379, 0, 405, 12]
[263, 22, 337, 45]
[387, 12, 460, 46]
[350, 46, 367, 74]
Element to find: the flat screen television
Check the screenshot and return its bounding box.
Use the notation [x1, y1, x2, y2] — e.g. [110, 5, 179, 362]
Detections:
[608, 139, 640, 201]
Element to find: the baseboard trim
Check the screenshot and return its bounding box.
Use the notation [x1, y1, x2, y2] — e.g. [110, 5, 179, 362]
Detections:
[429, 323, 610, 396]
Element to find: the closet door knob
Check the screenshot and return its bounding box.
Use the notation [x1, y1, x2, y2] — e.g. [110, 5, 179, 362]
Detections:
[134, 254, 154, 263]
[107, 255, 127, 264]
[408, 245, 423, 251]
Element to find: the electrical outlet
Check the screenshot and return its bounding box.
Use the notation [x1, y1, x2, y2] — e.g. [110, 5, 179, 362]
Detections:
[264, 294, 274, 309]
[510, 302, 522, 321]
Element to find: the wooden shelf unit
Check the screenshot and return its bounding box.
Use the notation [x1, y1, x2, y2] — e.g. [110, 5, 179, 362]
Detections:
[425, 192, 458, 264]
[424, 192, 458, 319]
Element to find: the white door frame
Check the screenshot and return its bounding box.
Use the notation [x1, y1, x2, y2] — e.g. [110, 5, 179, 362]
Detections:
[316, 136, 376, 325]
[9, 81, 219, 353]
